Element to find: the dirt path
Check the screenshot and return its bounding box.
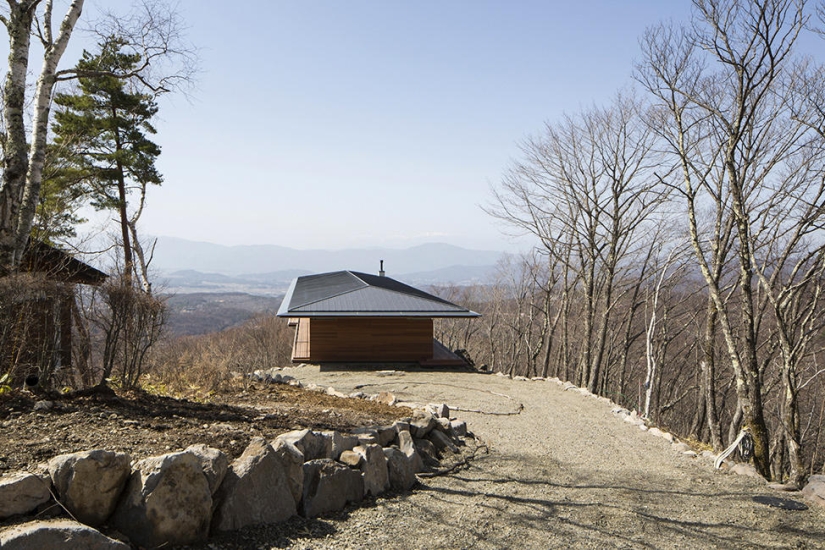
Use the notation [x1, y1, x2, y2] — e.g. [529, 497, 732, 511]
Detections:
[244, 365, 825, 550]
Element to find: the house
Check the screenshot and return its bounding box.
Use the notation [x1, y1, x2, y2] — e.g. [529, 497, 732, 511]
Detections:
[1, 241, 107, 386]
[276, 267, 479, 365]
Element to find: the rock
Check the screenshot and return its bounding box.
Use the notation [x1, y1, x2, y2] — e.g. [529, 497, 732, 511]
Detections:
[339, 450, 363, 468]
[109, 451, 211, 549]
[271, 438, 305, 506]
[377, 425, 398, 447]
[320, 430, 359, 460]
[802, 475, 825, 507]
[623, 414, 644, 426]
[325, 386, 348, 399]
[184, 444, 228, 496]
[47, 450, 131, 527]
[374, 391, 397, 406]
[353, 444, 389, 497]
[428, 429, 460, 455]
[33, 400, 53, 411]
[426, 403, 450, 418]
[435, 417, 453, 434]
[410, 412, 438, 438]
[414, 438, 441, 469]
[729, 462, 761, 478]
[383, 448, 417, 491]
[768, 482, 801, 492]
[276, 429, 328, 460]
[0, 519, 129, 549]
[397, 430, 424, 473]
[648, 427, 674, 442]
[212, 437, 297, 532]
[449, 420, 467, 437]
[0, 472, 51, 519]
[672, 442, 691, 453]
[301, 459, 363, 518]
[700, 450, 716, 460]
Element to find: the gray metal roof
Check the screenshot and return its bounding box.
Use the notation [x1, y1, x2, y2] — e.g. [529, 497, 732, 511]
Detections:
[277, 271, 480, 318]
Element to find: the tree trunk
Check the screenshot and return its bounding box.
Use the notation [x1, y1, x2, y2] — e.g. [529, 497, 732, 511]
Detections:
[0, 0, 85, 272]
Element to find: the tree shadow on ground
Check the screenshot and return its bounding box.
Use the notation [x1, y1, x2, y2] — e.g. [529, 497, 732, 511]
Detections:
[412, 462, 825, 549]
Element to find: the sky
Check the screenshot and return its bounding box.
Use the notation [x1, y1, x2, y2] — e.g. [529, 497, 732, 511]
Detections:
[68, 1, 693, 251]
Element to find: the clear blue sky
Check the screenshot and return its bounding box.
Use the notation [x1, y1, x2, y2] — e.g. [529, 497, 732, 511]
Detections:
[97, 1, 693, 251]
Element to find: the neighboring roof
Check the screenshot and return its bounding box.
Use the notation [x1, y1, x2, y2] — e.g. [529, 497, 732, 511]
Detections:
[277, 271, 480, 318]
[21, 241, 108, 285]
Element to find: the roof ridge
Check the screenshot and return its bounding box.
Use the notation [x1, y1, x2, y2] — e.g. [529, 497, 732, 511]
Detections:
[285, 271, 368, 311]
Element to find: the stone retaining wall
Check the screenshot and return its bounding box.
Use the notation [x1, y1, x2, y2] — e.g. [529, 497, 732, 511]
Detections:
[0, 382, 471, 549]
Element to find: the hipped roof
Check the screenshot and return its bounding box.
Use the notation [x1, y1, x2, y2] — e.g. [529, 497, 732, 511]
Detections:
[277, 270, 480, 318]
[21, 241, 108, 285]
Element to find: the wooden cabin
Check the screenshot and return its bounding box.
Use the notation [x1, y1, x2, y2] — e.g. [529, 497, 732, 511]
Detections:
[1, 241, 107, 385]
[277, 270, 479, 365]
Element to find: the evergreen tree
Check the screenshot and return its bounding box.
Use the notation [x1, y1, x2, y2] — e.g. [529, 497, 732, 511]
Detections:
[52, 37, 162, 287]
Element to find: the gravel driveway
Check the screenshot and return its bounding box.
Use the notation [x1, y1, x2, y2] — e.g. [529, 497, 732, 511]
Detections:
[202, 365, 825, 550]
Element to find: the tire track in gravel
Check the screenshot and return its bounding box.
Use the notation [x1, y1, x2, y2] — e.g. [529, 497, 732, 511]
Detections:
[223, 366, 825, 549]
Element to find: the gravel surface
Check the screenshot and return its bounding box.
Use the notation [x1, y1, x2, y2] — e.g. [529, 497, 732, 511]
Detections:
[198, 365, 825, 550]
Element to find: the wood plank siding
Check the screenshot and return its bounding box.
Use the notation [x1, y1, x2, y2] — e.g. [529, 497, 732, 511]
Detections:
[291, 317, 434, 363]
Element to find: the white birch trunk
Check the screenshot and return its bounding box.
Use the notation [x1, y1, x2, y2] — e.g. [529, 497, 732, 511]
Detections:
[0, 0, 84, 272]
[14, 0, 84, 263]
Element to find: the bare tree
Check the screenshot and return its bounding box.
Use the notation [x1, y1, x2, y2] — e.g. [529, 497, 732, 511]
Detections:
[489, 93, 666, 393]
[637, 0, 825, 480]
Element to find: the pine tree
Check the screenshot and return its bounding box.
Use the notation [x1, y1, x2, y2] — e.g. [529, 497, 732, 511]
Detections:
[52, 37, 162, 287]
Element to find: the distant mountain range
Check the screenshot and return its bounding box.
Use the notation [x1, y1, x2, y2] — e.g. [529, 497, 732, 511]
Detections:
[151, 237, 504, 295]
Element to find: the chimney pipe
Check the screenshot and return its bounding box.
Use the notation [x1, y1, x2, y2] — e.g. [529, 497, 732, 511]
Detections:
[379, 260, 385, 277]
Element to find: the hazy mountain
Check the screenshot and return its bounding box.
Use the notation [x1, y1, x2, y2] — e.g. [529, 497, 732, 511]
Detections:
[398, 265, 498, 286]
[151, 237, 503, 277]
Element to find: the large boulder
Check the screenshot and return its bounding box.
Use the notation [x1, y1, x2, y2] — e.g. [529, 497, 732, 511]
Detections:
[184, 444, 228, 496]
[382, 448, 417, 491]
[426, 403, 450, 419]
[319, 430, 359, 460]
[47, 450, 131, 527]
[0, 519, 129, 550]
[353, 444, 389, 497]
[109, 451, 212, 549]
[275, 429, 324, 460]
[301, 459, 363, 518]
[802, 475, 825, 508]
[397, 430, 424, 473]
[212, 437, 297, 532]
[377, 425, 399, 447]
[0, 472, 51, 519]
[413, 437, 441, 469]
[410, 412, 438, 438]
[271, 438, 305, 507]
